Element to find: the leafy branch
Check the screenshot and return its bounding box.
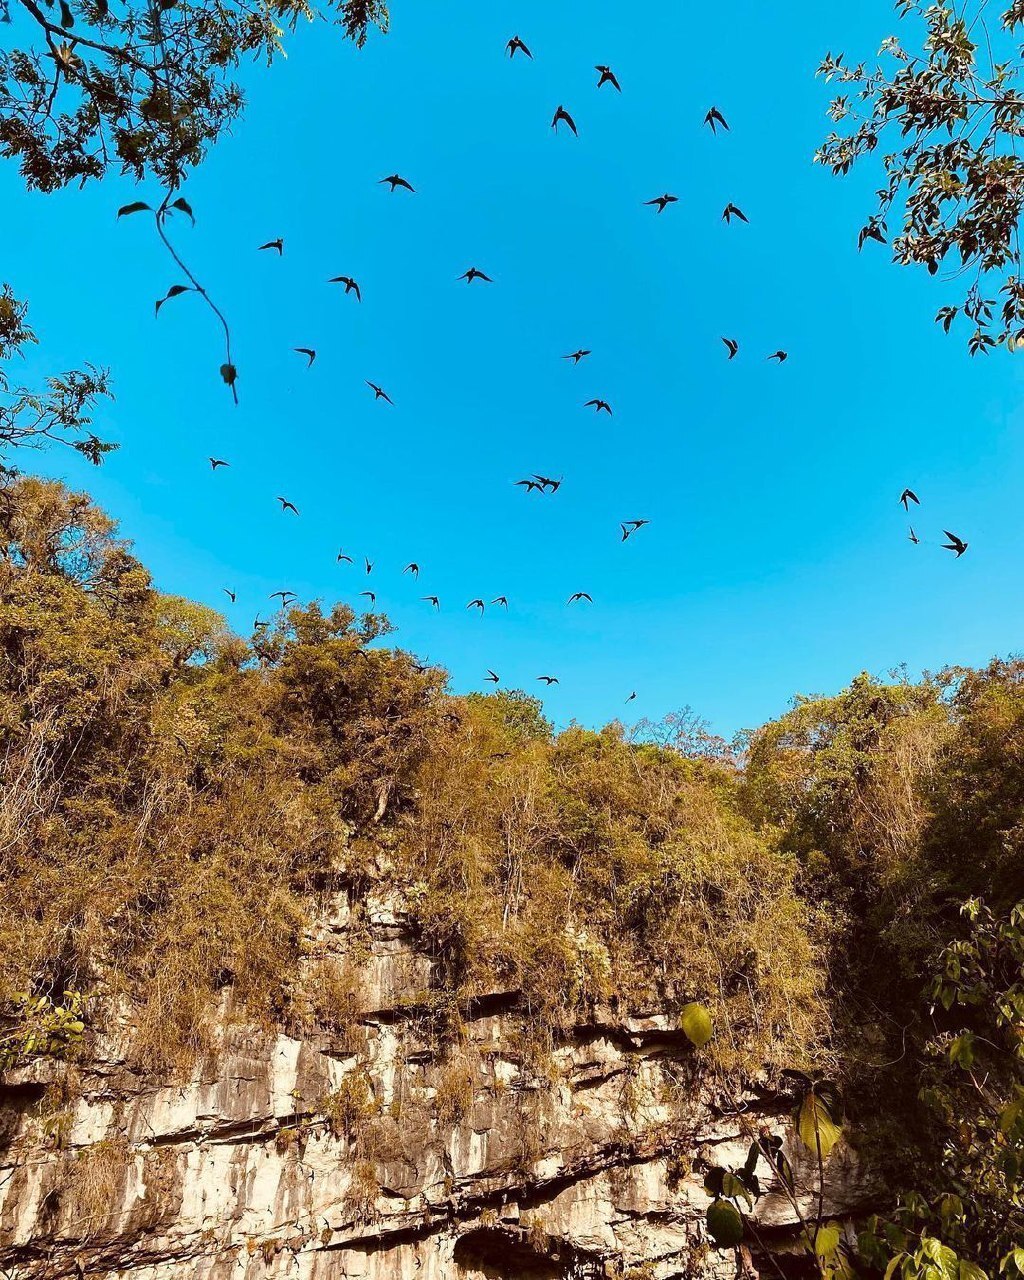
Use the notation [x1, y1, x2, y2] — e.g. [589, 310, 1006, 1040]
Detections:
[817, 1, 1024, 350]
[0, 284, 114, 472]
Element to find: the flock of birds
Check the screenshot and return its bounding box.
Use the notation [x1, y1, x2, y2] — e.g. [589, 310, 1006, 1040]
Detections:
[198, 35, 969, 704]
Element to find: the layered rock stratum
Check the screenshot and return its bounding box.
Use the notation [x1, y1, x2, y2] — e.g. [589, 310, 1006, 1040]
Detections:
[0, 889, 874, 1279]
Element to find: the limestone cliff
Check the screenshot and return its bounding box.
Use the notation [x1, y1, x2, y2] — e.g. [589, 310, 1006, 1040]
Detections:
[0, 889, 876, 1279]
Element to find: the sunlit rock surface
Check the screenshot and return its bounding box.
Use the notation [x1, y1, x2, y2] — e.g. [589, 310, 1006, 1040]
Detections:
[0, 891, 876, 1278]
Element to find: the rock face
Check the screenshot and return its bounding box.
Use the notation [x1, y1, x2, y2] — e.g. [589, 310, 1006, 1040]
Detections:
[0, 891, 876, 1279]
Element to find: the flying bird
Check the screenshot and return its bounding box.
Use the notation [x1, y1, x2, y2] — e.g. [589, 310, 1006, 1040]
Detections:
[294, 348, 316, 367]
[722, 203, 748, 224]
[467, 599, 485, 613]
[900, 488, 920, 510]
[551, 105, 578, 135]
[537, 675, 559, 685]
[359, 590, 377, 605]
[328, 276, 361, 301]
[337, 551, 353, 564]
[363, 558, 373, 575]
[595, 64, 621, 91]
[645, 193, 678, 214]
[458, 268, 493, 284]
[380, 174, 414, 192]
[533, 474, 562, 492]
[585, 399, 612, 415]
[908, 527, 920, 544]
[721, 337, 739, 359]
[491, 596, 508, 609]
[222, 589, 236, 603]
[704, 106, 729, 133]
[621, 519, 650, 541]
[422, 596, 440, 610]
[277, 497, 299, 514]
[485, 670, 500, 683]
[567, 592, 593, 604]
[404, 563, 420, 578]
[768, 350, 788, 363]
[270, 591, 296, 604]
[253, 617, 267, 631]
[366, 381, 394, 404]
[563, 349, 591, 363]
[626, 691, 637, 703]
[209, 457, 229, 469]
[942, 531, 969, 557]
[515, 478, 544, 492]
[506, 34, 532, 58]
[258, 238, 283, 254]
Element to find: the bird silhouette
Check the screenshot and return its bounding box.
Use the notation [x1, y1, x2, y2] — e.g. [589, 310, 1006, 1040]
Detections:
[404, 563, 420, 578]
[537, 675, 559, 685]
[722, 203, 748, 224]
[253, 616, 267, 631]
[909, 527, 920, 544]
[942, 531, 969, 557]
[645, 194, 678, 214]
[359, 590, 377, 604]
[458, 268, 493, 284]
[422, 596, 440, 610]
[900, 488, 920, 510]
[364, 558, 373, 575]
[704, 106, 729, 133]
[515, 478, 544, 493]
[506, 34, 532, 58]
[721, 337, 739, 359]
[533, 474, 562, 492]
[585, 399, 612, 415]
[270, 591, 296, 604]
[222, 588, 236, 603]
[768, 350, 788, 363]
[277, 497, 299, 515]
[294, 348, 316, 367]
[328, 276, 362, 301]
[337, 551, 353, 564]
[485, 670, 500, 683]
[366, 381, 394, 404]
[258, 238, 283, 254]
[467, 599, 485, 613]
[595, 64, 621, 91]
[209, 457, 229, 469]
[380, 174, 414, 192]
[491, 596, 508, 609]
[626, 691, 637, 703]
[567, 592, 593, 604]
[563, 349, 591, 363]
[621, 519, 649, 541]
[551, 105, 578, 135]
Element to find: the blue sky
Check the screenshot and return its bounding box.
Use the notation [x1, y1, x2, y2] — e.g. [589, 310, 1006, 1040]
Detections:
[4, 0, 1023, 737]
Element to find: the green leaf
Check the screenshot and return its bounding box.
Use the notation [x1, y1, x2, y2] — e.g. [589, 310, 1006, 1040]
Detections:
[815, 1223, 842, 1260]
[796, 1089, 843, 1159]
[679, 1002, 714, 1048]
[706, 1197, 745, 1247]
[155, 284, 192, 316]
[170, 197, 194, 223]
[117, 201, 151, 218]
[721, 1172, 753, 1209]
[960, 1261, 989, 1280]
[948, 1033, 975, 1068]
[921, 1237, 960, 1280]
[885, 1254, 908, 1280]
